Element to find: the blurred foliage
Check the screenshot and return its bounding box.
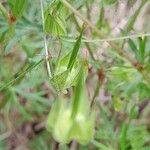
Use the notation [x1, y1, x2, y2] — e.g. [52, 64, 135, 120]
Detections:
[0, 0, 150, 150]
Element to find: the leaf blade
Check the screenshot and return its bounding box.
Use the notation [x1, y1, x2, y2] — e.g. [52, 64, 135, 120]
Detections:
[67, 28, 83, 71]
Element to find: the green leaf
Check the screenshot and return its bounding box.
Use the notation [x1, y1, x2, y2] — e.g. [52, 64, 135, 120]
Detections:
[92, 140, 115, 150]
[123, 0, 147, 34]
[4, 35, 19, 54]
[1, 25, 16, 53]
[0, 58, 44, 91]
[49, 28, 86, 92]
[49, 52, 84, 92]
[138, 36, 147, 63]
[128, 39, 138, 58]
[129, 105, 138, 120]
[50, 70, 69, 92]
[44, 13, 66, 36]
[8, 0, 28, 18]
[0, 3, 8, 19]
[10, 89, 32, 120]
[119, 123, 129, 150]
[67, 28, 83, 71]
[127, 125, 149, 149]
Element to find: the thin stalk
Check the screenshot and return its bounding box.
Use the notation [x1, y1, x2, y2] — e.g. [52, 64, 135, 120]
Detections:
[90, 82, 101, 108]
[85, 42, 96, 61]
[91, 68, 105, 107]
[61, 32, 150, 43]
[40, 0, 52, 78]
[86, 1, 91, 20]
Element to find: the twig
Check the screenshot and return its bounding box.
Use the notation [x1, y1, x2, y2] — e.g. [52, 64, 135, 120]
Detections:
[40, 0, 52, 78]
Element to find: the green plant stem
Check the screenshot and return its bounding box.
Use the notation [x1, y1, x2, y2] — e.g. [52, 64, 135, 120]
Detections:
[90, 81, 101, 108]
[97, 6, 104, 29]
[40, 0, 52, 78]
[61, 0, 150, 85]
[86, 1, 91, 20]
[61, 33, 150, 43]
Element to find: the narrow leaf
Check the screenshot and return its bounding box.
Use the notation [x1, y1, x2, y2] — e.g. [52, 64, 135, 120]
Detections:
[67, 28, 83, 71]
[138, 36, 147, 63]
[128, 39, 138, 58]
[124, 0, 147, 34]
[8, 0, 28, 18]
[0, 58, 44, 91]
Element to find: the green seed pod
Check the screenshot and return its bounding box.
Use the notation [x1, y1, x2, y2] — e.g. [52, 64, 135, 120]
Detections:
[46, 66, 95, 145]
[69, 112, 95, 144]
[46, 99, 73, 144]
